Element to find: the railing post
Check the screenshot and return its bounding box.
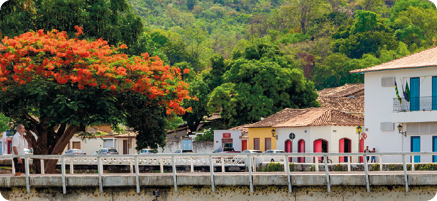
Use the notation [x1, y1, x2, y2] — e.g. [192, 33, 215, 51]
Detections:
[285, 155, 291, 193]
[315, 156, 319, 172]
[411, 155, 415, 172]
[171, 155, 177, 192]
[379, 155, 382, 172]
[252, 156, 256, 172]
[363, 154, 370, 192]
[11, 158, 15, 175]
[130, 158, 133, 174]
[62, 156, 66, 194]
[25, 157, 30, 194]
[191, 157, 194, 173]
[247, 155, 253, 193]
[347, 155, 351, 172]
[402, 154, 409, 193]
[221, 157, 225, 173]
[160, 158, 164, 173]
[324, 155, 330, 193]
[98, 157, 103, 194]
[40, 159, 45, 175]
[208, 155, 215, 193]
[135, 156, 140, 194]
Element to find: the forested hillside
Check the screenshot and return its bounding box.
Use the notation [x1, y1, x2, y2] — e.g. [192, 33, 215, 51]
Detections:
[127, 0, 437, 89]
[1, 0, 437, 131]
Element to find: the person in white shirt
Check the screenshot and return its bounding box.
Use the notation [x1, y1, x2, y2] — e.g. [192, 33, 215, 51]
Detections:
[12, 124, 26, 176]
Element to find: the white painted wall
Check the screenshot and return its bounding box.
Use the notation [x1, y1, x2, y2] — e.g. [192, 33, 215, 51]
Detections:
[365, 67, 437, 163]
[213, 130, 243, 151]
[277, 125, 360, 163]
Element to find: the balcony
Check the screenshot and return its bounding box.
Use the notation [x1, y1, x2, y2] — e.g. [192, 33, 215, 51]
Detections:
[392, 97, 437, 123]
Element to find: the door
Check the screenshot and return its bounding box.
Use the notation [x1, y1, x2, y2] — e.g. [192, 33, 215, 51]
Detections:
[285, 140, 292, 162]
[123, 140, 128, 154]
[182, 139, 192, 150]
[298, 140, 305, 163]
[314, 140, 322, 163]
[254, 138, 260, 150]
[433, 77, 437, 110]
[411, 136, 420, 162]
[339, 138, 351, 162]
[410, 78, 420, 111]
[242, 140, 247, 151]
[433, 136, 437, 162]
[265, 138, 271, 151]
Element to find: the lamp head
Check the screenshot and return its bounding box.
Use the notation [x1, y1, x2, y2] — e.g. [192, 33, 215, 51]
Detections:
[271, 129, 275, 137]
[397, 124, 403, 132]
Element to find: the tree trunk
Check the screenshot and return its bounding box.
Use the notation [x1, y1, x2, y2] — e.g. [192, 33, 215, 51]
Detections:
[43, 125, 80, 173]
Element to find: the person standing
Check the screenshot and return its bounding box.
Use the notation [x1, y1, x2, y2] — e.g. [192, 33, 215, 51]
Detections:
[364, 146, 371, 162]
[12, 124, 26, 176]
[371, 148, 377, 163]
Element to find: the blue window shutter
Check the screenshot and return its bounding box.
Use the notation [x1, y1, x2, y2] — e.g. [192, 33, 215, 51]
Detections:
[411, 136, 420, 163]
[433, 77, 437, 110]
[410, 78, 420, 111]
[433, 136, 437, 162]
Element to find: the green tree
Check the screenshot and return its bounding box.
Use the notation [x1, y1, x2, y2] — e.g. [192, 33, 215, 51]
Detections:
[208, 43, 319, 126]
[280, 0, 331, 34]
[0, 113, 10, 133]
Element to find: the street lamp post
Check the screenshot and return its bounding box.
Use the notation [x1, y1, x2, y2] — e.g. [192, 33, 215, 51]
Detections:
[271, 129, 278, 140]
[356, 126, 362, 163]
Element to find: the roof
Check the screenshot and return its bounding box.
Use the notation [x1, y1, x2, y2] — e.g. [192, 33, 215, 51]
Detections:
[113, 131, 137, 138]
[317, 83, 364, 98]
[350, 46, 437, 74]
[245, 108, 308, 128]
[229, 124, 249, 134]
[274, 108, 363, 128]
[318, 96, 364, 116]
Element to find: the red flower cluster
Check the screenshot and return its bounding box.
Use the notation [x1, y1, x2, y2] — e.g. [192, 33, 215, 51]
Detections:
[0, 28, 191, 115]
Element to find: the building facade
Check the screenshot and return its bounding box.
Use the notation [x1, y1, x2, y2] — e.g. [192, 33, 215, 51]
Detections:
[351, 46, 437, 163]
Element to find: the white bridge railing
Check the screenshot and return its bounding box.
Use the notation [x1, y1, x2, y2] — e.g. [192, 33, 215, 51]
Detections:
[1, 152, 436, 195]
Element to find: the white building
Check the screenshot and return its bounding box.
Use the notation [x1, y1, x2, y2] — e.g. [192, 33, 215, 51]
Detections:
[273, 108, 363, 163]
[350, 46, 437, 163]
[213, 130, 245, 151]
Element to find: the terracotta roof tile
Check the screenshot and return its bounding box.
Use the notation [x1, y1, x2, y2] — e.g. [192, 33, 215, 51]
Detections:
[274, 108, 363, 128]
[229, 124, 249, 134]
[317, 83, 364, 97]
[318, 96, 364, 116]
[245, 108, 307, 128]
[350, 46, 437, 74]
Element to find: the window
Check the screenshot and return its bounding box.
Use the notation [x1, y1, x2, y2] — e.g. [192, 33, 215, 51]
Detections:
[72, 142, 81, 149]
[411, 136, 420, 162]
[433, 136, 437, 162]
[254, 138, 260, 150]
[410, 77, 420, 111]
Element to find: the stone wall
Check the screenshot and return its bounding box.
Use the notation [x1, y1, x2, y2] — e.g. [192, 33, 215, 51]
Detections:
[1, 186, 436, 201]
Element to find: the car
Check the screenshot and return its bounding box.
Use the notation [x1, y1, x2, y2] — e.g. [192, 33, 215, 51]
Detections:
[95, 148, 119, 155]
[174, 149, 194, 153]
[241, 150, 263, 154]
[137, 149, 157, 154]
[63, 149, 86, 155]
[212, 147, 241, 153]
[24, 148, 34, 155]
[264, 150, 286, 163]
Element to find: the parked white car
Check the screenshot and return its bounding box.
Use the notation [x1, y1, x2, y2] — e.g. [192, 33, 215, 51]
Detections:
[263, 150, 285, 163]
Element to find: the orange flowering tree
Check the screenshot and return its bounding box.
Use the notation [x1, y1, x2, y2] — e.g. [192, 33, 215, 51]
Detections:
[0, 27, 191, 173]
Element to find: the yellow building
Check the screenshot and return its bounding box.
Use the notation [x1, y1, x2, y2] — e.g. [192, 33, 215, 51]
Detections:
[246, 108, 305, 152]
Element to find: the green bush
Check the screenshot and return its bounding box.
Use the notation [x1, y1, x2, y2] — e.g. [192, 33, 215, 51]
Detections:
[370, 164, 380, 171]
[333, 164, 343, 171]
[289, 163, 295, 171]
[310, 165, 316, 171]
[389, 164, 396, 171]
[267, 162, 283, 172]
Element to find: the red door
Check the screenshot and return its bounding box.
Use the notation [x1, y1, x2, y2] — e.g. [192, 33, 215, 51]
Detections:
[285, 140, 292, 162]
[298, 140, 305, 163]
[242, 140, 247, 151]
[339, 138, 345, 162]
[314, 140, 322, 162]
